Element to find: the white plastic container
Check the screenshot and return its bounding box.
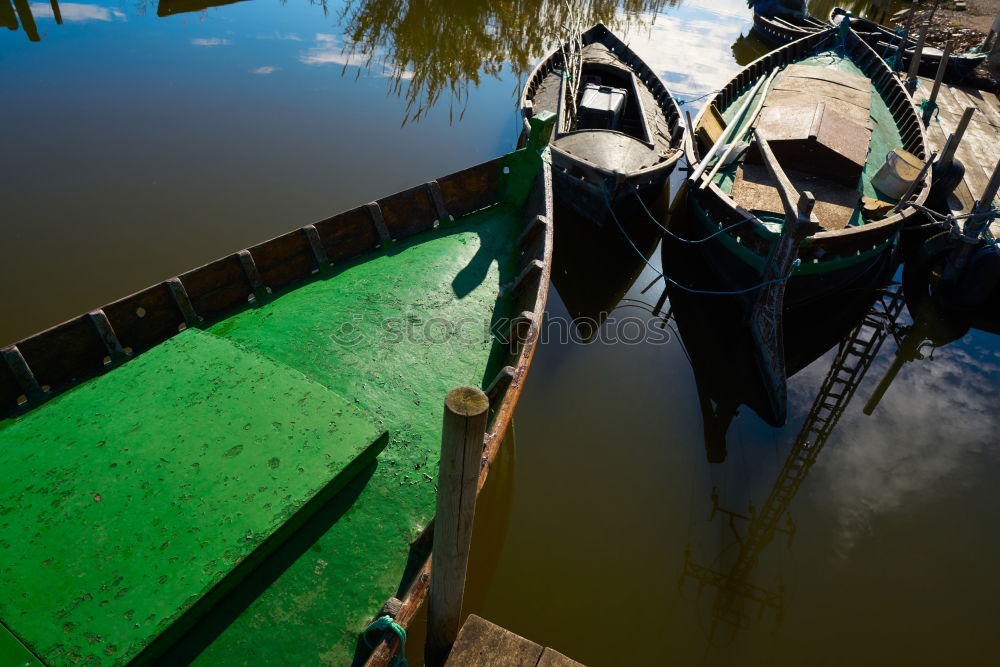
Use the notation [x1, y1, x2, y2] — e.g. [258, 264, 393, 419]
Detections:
[871, 149, 923, 200]
[577, 84, 627, 131]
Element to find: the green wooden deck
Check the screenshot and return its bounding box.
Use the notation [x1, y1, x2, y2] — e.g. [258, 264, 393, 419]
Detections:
[0, 204, 524, 666]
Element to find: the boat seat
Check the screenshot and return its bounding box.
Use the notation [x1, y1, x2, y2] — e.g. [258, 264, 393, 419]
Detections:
[0, 328, 387, 666]
[554, 130, 660, 173]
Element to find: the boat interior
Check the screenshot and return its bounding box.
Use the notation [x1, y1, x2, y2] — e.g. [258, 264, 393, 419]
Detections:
[525, 32, 681, 176]
[699, 54, 915, 233]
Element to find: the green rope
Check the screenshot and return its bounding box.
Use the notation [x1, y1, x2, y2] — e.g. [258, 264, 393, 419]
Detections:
[362, 615, 408, 667]
[920, 99, 940, 124]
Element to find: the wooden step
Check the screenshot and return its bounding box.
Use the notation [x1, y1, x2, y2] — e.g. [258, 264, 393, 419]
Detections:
[446, 614, 585, 667]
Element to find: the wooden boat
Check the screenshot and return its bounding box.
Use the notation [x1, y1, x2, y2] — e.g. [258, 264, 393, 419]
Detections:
[0, 115, 556, 667]
[685, 25, 930, 309]
[682, 25, 929, 423]
[520, 23, 685, 225]
[751, 10, 827, 48]
[752, 7, 988, 84]
[830, 8, 988, 83]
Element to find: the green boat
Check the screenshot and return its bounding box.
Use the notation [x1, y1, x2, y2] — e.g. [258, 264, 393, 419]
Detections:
[0, 114, 556, 667]
[684, 23, 931, 307]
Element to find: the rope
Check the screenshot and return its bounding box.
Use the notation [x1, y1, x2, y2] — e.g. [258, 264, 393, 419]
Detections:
[362, 615, 408, 667]
[676, 89, 722, 106]
[628, 185, 758, 243]
[604, 193, 801, 296]
[920, 98, 940, 123]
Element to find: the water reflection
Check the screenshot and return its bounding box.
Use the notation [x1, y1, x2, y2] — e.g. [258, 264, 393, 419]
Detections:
[157, 0, 250, 17]
[336, 0, 684, 123]
[550, 195, 665, 341]
[676, 281, 905, 638]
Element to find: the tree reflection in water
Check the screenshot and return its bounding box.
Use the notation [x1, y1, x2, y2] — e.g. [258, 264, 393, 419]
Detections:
[333, 0, 683, 123]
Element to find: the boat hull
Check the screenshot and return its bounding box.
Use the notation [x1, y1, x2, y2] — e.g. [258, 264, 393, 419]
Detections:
[550, 148, 671, 226]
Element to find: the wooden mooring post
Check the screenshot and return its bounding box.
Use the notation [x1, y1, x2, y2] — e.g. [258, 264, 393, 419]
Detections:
[923, 40, 953, 124]
[907, 23, 929, 89]
[426, 386, 489, 667]
[937, 106, 976, 173]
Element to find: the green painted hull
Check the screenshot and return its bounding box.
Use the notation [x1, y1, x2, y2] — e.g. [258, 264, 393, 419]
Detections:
[0, 126, 554, 666]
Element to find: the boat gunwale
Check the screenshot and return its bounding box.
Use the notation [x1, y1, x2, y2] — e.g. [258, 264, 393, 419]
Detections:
[519, 22, 686, 180]
[685, 25, 931, 260]
[0, 155, 545, 424]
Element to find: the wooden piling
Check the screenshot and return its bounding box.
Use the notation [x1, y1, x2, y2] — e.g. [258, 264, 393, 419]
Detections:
[977, 158, 1000, 213]
[937, 106, 976, 173]
[923, 40, 953, 124]
[426, 386, 490, 667]
[907, 23, 929, 86]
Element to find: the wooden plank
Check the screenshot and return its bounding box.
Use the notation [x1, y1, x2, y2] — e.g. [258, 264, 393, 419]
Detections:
[781, 63, 871, 93]
[949, 86, 1000, 129]
[763, 90, 873, 130]
[446, 615, 543, 667]
[772, 77, 871, 112]
[930, 81, 964, 117]
[732, 164, 859, 230]
[536, 648, 586, 667]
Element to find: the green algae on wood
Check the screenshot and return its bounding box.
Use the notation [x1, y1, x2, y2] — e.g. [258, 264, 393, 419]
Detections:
[0, 329, 387, 666]
[190, 206, 522, 666]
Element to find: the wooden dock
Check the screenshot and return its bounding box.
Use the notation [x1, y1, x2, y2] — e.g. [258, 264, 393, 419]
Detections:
[445, 615, 586, 667]
[912, 75, 1000, 236]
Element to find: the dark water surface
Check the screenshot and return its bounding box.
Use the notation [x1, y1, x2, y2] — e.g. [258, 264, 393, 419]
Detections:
[4, 0, 999, 665]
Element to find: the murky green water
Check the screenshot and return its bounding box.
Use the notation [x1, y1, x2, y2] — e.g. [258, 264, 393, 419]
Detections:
[4, 0, 999, 665]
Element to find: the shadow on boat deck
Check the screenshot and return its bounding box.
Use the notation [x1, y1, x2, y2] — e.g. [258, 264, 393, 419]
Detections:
[156, 463, 379, 665]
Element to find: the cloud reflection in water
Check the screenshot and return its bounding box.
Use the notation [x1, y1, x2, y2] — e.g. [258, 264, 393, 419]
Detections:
[790, 334, 1000, 559]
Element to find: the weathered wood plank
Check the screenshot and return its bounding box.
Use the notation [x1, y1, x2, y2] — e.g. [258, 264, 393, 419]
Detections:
[916, 76, 1000, 215]
[446, 615, 543, 667]
[949, 86, 1000, 129]
[536, 648, 586, 667]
